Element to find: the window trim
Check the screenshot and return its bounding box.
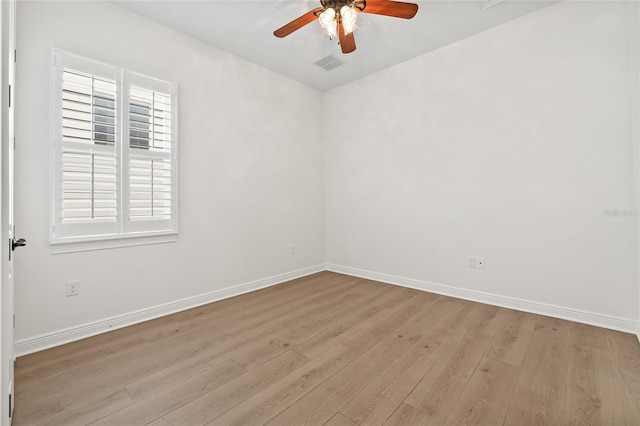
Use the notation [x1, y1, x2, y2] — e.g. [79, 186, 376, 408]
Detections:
[51, 49, 179, 252]
[50, 232, 178, 255]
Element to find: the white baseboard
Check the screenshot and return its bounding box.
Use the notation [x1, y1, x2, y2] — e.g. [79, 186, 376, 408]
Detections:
[15, 262, 639, 356]
[325, 263, 639, 335]
[14, 264, 325, 357]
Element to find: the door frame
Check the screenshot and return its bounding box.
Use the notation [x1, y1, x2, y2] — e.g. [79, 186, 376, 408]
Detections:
[0, 0, 16, 423]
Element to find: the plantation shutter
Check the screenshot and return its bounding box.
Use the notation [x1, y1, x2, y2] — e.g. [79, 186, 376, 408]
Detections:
[124, 73, 177, 234]
[53, 51, 121, 239]
[52, 50, 178, 245]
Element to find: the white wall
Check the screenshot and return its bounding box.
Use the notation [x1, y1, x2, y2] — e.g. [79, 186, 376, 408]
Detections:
[14, 1, 324, 345]
[14, 0, 640, 350]
[325, 1, 639, 328]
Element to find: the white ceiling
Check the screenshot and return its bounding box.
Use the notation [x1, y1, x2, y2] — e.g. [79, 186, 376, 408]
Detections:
[112, 0, 554, 91]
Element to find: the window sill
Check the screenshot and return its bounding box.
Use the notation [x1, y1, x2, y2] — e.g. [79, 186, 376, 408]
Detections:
[50, 232, 178, 254]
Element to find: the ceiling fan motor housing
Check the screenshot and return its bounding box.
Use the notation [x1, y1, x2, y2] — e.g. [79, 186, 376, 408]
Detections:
[319, 0, 366, 14]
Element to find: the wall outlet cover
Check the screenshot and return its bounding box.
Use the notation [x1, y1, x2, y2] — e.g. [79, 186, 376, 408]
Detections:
[66, 280, 80, 297]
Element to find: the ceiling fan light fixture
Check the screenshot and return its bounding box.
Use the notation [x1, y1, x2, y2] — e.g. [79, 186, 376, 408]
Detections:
[274, 0, 419, 54]
[319, 8, 338, 38]
[340, 5, 358, 35]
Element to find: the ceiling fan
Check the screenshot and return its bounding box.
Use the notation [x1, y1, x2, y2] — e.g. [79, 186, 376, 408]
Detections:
[273, 0, 419, 54]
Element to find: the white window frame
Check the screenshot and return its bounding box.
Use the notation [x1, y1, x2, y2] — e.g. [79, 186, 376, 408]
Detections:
[51, 49, 178, 253]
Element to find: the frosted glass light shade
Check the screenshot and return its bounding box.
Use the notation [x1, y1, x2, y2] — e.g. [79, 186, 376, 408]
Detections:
[319, 8, 338, 38]
[340, 6, 358, 34]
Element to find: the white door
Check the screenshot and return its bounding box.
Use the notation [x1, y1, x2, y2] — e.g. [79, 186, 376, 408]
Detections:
[1, 0, 17, 423]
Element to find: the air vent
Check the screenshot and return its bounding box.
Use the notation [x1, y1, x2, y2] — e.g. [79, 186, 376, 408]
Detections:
[313, 55, 344, 71]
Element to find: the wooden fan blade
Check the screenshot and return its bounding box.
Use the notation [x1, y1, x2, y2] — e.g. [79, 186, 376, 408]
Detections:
[274, 7, 323, 38]
[338, 22, 356, 54]
[361, 0, 418, 19]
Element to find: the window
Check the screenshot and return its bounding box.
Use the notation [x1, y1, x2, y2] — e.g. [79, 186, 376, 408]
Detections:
[52, 49, 178, 250]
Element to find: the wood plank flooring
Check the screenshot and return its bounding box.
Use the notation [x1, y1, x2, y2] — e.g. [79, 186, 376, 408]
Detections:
[12, 271, 640, 425]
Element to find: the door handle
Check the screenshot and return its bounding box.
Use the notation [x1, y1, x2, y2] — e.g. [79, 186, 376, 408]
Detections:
[11, 238, 26, 251]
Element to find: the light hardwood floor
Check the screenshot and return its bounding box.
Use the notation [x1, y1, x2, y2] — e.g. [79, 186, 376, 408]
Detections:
[13, 271, 640, 425]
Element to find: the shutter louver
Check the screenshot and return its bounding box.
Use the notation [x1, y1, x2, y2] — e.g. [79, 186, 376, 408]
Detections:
[62, 71, 116, 145]
[129, 87, 172, 152]
[62, 152, 117, 223]
[60, 69, 118, 225]
[129, 158, 172, 220]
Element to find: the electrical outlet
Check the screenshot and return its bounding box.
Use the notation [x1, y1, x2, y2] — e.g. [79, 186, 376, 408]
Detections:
[66, 280, 79, 297]
[467, 257, 476, 268]
[290, 245, 296, 255]
[477, 258, 485, 269]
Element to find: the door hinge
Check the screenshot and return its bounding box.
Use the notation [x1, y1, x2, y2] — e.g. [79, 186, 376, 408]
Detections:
[8, 394, 11, 418]
[8, 84, 11, 108]
[14, 48, 17, 63]
[13, 314, 15, 328]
